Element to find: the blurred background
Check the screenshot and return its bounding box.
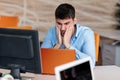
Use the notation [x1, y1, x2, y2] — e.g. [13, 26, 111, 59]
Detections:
[0, 0, 119, 41]
[0, 0, 120, 66]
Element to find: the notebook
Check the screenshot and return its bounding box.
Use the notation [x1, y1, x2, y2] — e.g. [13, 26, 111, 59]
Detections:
[55, 56, 95, 80]
[40, 48, 76, 74]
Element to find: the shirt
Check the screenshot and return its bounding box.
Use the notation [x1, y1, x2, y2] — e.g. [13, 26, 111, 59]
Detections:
[41, 24, 95, 68]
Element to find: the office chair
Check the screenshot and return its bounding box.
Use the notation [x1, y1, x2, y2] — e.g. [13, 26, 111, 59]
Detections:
[94, 33, 100, 62]
[17, 26, 32, 30]
[0, 16, 18, 28]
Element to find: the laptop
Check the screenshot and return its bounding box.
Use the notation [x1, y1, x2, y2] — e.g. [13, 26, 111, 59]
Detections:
[40, 48, 76, 74]
[55, 56, 95, 80]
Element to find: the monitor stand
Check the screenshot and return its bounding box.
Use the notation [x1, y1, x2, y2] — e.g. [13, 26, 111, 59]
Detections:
[8, 64, 27, 80]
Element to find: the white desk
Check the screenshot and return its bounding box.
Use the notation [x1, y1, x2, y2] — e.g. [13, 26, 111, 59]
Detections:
[93, 29, 120, 66]
[0, 65, 120, 80]
[94, 65, 120, 80]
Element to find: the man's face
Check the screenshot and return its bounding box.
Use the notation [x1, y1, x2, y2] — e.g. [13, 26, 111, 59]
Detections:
[55, 18, 76, 37]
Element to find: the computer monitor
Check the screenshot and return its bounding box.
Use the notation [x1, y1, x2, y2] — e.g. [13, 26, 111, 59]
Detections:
[55, 57, 95, 80]
[0, 28, 41, 79]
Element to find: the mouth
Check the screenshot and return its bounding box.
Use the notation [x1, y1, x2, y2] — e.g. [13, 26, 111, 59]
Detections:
[61, 30, 65, 37]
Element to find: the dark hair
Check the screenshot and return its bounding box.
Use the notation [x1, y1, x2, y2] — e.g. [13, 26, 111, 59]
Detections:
[55, 3, 75, 19]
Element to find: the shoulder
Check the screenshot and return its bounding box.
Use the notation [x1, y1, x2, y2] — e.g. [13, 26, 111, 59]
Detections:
[76, 24, 93, 32]
[48, 26, 56, 31]
[76, 24, 94, 36]
[47, 26, 56, 34]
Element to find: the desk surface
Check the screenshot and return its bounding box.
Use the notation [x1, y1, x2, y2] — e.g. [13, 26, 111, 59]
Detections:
[94, 65, 120, 80]
[0, 65, 120, 80]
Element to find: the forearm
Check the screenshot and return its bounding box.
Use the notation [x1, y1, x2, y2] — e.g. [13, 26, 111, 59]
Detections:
[53, 43, 61, 49]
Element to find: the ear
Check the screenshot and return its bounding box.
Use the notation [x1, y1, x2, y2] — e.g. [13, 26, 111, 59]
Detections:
[73, 18, 77, 24]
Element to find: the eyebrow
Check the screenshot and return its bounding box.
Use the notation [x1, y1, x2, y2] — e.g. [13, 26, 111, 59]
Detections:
[56, 21, 70, 25]
[64, 21, 70, 25]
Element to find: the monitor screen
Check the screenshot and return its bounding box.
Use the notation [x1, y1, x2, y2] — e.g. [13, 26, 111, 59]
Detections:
[55, 57, 94, 80]
[60, 61, 92, 80]
[0, 28, 41, 79]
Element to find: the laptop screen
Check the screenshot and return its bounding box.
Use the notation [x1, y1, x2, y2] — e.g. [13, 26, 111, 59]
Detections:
[55, 57, 94, 80]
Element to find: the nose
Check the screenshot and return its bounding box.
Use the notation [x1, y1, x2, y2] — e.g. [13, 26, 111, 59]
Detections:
[61, 25, 66, 30]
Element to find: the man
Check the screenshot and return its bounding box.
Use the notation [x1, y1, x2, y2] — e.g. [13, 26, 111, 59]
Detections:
[41, 3, 95, 68]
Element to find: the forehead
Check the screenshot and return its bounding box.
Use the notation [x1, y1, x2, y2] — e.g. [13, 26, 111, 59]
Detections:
[56, 18, 73, 23]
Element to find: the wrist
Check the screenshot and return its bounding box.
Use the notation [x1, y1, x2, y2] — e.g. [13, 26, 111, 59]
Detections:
[54, 43, 61, 49]
[65, 44, 71, 49]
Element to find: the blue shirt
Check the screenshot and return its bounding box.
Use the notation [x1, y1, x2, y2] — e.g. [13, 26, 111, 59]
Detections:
[41, 24, 95, 68]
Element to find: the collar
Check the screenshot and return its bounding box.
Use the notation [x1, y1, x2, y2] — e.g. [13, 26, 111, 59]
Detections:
[74, 24, 80, 38]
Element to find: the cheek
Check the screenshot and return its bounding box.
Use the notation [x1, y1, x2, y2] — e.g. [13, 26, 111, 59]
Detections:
[56, 24, 61, 29]
[66, 26, 70, 29]
[65, 25, 71, 30]
[57, 26, 61, 29]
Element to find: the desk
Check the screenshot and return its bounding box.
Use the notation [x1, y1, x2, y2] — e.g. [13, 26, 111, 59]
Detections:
[94, 65, 120, 80]
[0, 65, 120, 80]
[93, 29, 120, 66]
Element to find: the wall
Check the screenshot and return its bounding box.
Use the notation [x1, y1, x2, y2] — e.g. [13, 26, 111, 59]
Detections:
[0, 0, 119, 41]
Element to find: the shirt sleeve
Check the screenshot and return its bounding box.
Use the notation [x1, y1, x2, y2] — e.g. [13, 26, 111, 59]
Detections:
[41, 27, 56, 48]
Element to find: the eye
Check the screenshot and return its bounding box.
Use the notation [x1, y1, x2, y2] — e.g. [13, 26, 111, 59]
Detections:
[57, 22, 62, 25]
[65, 22, 69, 25]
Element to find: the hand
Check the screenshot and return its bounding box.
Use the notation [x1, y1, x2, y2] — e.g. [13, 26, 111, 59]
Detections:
[63, 25, 75, 48]
[54, 27, 62, 48]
